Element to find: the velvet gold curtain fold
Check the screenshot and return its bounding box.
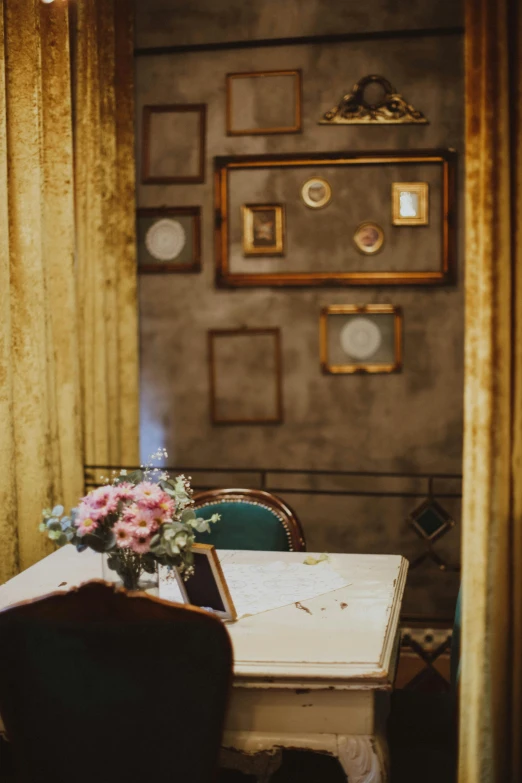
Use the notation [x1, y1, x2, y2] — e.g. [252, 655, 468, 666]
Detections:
[0, 0, 82, 582]
[74, 0, 140, 468]
[460, 0, 522, 779]
[0, 0, 139, 583]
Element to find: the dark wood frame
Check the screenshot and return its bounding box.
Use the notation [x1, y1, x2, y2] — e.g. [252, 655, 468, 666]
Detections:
[214, 149, 457, 287]
[141, 104, 206, 184]
[208, 327, 284, 425]
[174, 543, 237, 621]
[137, 206, 202, 273]
[226, 69, 302, 136]
[320, 304, 403, 374]
[193, 488, 306, 551]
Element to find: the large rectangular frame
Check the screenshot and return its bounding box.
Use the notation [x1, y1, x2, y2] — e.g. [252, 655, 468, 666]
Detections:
[137, 206, 202, 273]
[214, 149, 457, 287]
[320, 304, 403, 374]
[141, 104, 206, 184]
[208, 327, 284, 425]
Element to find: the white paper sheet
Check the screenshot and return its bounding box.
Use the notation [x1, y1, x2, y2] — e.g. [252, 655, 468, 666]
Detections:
[159, 560, 348, 619]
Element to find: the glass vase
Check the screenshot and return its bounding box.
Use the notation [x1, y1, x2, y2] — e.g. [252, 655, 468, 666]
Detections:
[101, 551, 159, 596]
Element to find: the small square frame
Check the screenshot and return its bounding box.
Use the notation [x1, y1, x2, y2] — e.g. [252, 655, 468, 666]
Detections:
[137, 207, 202, 274]
[320, 304, 403, 374]
[408, 498, 455, 543]
[392, 182, 429, 225]
[242, 204, 285, 256]
[174, 544, 237, 621]
[226, 70, 302, 136]
[141, 104, 206, 184]
[208, 327, 284, 425]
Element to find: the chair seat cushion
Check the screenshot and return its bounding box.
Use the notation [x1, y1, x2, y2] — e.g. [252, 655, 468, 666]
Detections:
[195, 500, 292, 551]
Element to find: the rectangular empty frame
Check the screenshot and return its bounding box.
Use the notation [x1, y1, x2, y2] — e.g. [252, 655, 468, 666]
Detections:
[208, 328, 283, 424]
[141, 104, 206, 184]
[226, 70, 302, 136]
[137, 207, 201, 273]
[320, 304, 403, 374]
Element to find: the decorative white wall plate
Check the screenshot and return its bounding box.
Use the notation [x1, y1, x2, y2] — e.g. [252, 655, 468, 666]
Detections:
[340, 317, 382, 360]
[145, 218, 186, 261]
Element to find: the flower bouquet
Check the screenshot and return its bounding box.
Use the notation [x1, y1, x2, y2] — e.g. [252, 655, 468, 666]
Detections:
[39, 451, 219, 591]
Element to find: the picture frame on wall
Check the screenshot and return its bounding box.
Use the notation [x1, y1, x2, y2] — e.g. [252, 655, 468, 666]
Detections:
[137, 207, 201, 274]
[214, 149, 457, 287]
[208, 327, 283, 425]
[320, 304, 403, 374]
[242, 204, 285, 256]
[301, 177, 332, 209]
[174, 544, 237, 621]
[141, 104, 206, 184]
[226, 70, 302, 136]
[392, 182, 429, 225]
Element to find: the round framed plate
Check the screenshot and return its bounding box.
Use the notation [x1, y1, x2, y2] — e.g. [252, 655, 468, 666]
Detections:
[353, 221, 384, 255]
[145, 218, 186, 261]
[340, 317, 382, 360]
[301, 177, 332, 209]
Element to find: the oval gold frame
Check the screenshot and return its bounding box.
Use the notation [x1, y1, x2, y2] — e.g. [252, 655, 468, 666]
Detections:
[301, 176, 332, 209]
[353, 221, 385, 255]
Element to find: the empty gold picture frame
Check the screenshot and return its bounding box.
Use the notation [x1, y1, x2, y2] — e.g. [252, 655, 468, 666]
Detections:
[208, 327, 284, 424]
[226, 70, 302, 136]
[392, 182, 429, 225]
[320, 304, 403, 374]
[242, 204, 285, 256]
[141, 104, 206, 184]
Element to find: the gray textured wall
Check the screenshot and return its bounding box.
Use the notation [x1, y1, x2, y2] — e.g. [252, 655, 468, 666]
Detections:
[135, 0, 463, 49]
[135, 3, 464, 617]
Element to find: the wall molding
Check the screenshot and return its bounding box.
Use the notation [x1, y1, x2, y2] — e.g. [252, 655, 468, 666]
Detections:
[135, 26, 464, 58]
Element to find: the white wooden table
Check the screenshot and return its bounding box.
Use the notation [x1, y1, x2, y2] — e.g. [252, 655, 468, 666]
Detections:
[0, 547, 407, 782]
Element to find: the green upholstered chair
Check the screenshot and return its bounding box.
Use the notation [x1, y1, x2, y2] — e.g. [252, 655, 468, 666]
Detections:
[193, 488, 306, 552]
[0, 581, 232, 783]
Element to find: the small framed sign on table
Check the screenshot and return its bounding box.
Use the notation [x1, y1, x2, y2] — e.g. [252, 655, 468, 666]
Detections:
[175, 544, 237, 621]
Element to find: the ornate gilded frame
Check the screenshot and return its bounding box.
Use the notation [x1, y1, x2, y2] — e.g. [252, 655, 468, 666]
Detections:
[226, 70, 302, 136]
[392, 182, 429, 226]
[320, 304, 403, 374]
[208, 327, 284, 425]
[214, 149, 457, 287]
[241, 204, 285, 256]
[141, 104, 206, 184]
[137, 206, 202, 274]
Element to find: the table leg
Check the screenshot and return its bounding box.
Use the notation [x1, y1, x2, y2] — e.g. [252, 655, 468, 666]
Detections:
[337, 735, 387, 782]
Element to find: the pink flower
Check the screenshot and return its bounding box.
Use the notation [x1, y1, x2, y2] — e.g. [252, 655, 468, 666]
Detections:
[113, 482, 135, 502]
[148, 497, 175, 527]
[123, 504, 156, 535]
[113, 521, 133, 549]
[76, 515, 98, 536]
[133, 482, 165, 508]
[130, 533, 151, 554]
[79, 486, 119, 521]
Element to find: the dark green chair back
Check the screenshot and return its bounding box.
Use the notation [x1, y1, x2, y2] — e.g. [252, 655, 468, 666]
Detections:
[0, 581, 233, 783]
[193, 488, 306, 552]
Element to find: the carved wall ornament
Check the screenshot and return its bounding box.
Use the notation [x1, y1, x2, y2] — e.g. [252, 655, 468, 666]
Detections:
[319, 75, 429, 125]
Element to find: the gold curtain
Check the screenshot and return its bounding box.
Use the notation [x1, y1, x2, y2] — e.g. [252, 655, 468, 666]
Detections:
[460, 0, 522, 780]
[0, 0, 139, 582]
[0, 0, 82, 582]
[74, 0, 140, 468]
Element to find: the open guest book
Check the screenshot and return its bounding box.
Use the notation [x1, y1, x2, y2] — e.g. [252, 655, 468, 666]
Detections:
[161, 544, 350, 622]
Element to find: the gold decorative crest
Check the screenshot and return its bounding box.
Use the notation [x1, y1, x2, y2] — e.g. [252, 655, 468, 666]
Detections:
[319, 75, 428, 125]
